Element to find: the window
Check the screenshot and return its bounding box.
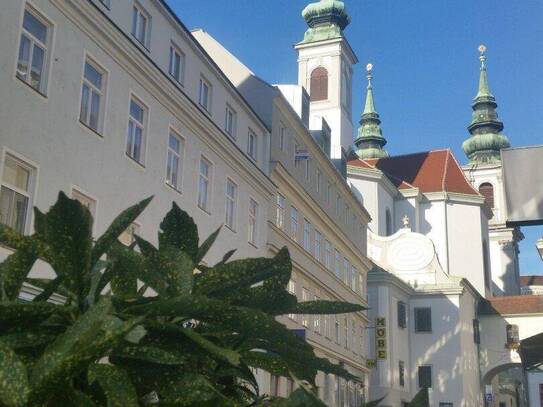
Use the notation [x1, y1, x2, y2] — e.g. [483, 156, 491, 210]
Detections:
[316, 169, 322, 194]
[314, 295, 321, 333]
[166, 130, 184, 190]
[314, 230, 322, 261]
[399, 361, 405, 387]
[335, 250, 342, 280]
[131, 4, 150, 48]
[79, 58, 105, 133]
[98, 0, 110, 8]
[270, 375, 279, 397]
[286, 378, 294, 396]
[414, 308, 432, 332]
[276, 194, 285, 229]
[398, 301, 407, 329]
[310, 67, 328, 101]
[198, 157, 212, 212]
[0, 155, 34, 234]
[334, 317, 340, 343]
[385, 209, 393, 236]
[279, 126, 287, 152]
[326, 182, 331, 204]
[301, 288, 310, 327]
[71, 188, 96, 221]
[287, 278, 296, 320]
[351, 320, 356, 351]
[343, 258, 350, 286]
[351, 266, 358, 291]
[199, 77, 212, 112]
[479, 182, 495, 209]
[303, 219, 311, 253]
[247, 130, 257, 161]
[418, 366, 432, 388]
[126, 97, 146, 164]
[439, 404, 453, 407]
[119, 222, 139, 246]
[483, 240, 491, 290]
[168, 44, 184, 84]
[290, 206, 298, 241]
[343, 317, 349, 348]
[225, 179, 237, 231]
[17, 7, 51, 93]
[224, 105, 237, 139]
[304, 158, 311, 181]
[325, 240, 332, 270]
[359, 273, 365, 297]
[248, 199, 258, 245]
[336, 194, 341, 217]
[473, 319, 480, 344]
[506, 324, 519, 346]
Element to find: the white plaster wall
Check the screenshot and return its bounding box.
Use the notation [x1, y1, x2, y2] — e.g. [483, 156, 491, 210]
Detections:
[0, 0, 273, 268]
[420, 201, 449, 274]
[527, 371, 543, 407]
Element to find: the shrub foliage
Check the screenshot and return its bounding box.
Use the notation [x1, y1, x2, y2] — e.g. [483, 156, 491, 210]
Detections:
[0, 192, 367, 406]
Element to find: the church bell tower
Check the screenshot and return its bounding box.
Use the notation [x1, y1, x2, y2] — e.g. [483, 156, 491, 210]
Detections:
[295, 0, 358, 159]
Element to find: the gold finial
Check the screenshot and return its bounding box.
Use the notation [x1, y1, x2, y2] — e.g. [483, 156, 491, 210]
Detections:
[478, 44, 487, 69]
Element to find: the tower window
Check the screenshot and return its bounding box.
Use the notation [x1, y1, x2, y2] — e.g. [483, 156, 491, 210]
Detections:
[479, 182, 495, 209]
[310, 67, 328, 101]
[385, 209, 393, 236]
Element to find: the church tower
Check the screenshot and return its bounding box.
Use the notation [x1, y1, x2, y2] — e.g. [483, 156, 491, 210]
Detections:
[354, 64, 389, 159]
[295, 0, 358, 159]
[462, 45, 522, 296]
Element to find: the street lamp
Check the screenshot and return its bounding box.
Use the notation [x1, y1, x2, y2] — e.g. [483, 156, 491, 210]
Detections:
[537, 237, 543, 261]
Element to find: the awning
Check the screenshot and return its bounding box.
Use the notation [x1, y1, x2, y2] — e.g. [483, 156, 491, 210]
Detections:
[519, 332, 543, 370]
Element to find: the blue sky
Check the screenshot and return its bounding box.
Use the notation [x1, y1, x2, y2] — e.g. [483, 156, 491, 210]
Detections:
[169, 0, 543, 275]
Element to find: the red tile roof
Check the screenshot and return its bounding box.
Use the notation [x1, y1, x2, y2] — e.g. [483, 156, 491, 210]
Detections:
[520, 275, 543, 286]
[479, 295, 543, 315]
[348, 149, 479, 195]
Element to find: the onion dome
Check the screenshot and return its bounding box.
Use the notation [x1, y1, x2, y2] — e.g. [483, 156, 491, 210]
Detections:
[462, 45, 510, 164]
[300, 0, 351, 44]
[354, 64, 389, 159]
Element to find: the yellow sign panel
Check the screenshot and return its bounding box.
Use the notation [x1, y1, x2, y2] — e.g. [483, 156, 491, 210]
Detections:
[375, 317, 387, 360]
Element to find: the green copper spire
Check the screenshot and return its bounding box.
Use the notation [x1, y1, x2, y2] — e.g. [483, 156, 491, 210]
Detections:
[354, 64, 389, 159]
[462, 45, 510, 164]
[300, 0, 351, 44]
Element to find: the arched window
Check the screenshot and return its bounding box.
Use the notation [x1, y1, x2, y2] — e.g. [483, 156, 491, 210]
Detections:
[310, 67, 328, 102]
[482, 240, 491, 291]
[385, 209, 392, 236]
[479, 183, 495, 209]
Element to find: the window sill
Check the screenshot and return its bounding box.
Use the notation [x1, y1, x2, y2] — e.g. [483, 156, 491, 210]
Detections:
[15, 76, 47, 99]
[198, 103, 212, 116]
[165, 182, 182, 195]
[197, 205, 211, 216]
[79, 120, 103, 138]
[131, 35, 150, 52]
[225, 224, 237, 234]
[248, 241, 258, 249]
[125, 154, 146, 169]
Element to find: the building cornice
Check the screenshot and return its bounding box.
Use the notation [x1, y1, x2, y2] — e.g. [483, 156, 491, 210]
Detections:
[295, 36, 358, 65]
[62, 0, 275, 198]
[347, 166, 400, 198]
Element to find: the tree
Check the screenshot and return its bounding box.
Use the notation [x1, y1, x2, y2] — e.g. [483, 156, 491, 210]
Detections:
[408, 388, 430, 407]
[0, 192, 366, 406]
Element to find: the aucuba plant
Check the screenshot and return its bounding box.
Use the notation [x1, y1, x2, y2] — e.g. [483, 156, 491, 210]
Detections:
[0, 192, 368, 406]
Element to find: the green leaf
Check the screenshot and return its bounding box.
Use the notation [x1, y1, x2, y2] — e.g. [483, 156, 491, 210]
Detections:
[409, 387, 429, 407]
[360, 396, 386, 407]
[0, 302, 70, 328]
[91, 196, 152, 267]
[0, 342, 30, 407]
[195, 226, 221, 264]
[33, 192, 93, 303]
[29, 298, 139, 402]
[108, 243, 141, 298]
[158, 202, 199, 260]
[48, 389, 98, 407]
[193, 248, 291, 297]
[285, 300, 366, 315]
[33, 276, 64, 302]
[0, 241, 40, 301]
[112, 345, 186, 365]
[0, 330, 57, 350]
[88, 364, 139, 407]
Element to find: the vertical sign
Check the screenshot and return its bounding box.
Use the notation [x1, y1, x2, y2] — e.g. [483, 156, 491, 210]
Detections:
[375, 317, 387, 359]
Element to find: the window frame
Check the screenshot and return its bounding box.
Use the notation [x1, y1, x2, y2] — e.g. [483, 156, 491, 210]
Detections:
[325, 240, 332, 270]
[247, 129, 258, 162]
[198, 76, 212, 113]
[126, 94, 148, 165]
[303, 218, 312, 253]
[399, 361, 405, 387]
[197, 156, 213, 213]
[168, 42, 185, 85]
[398, 301, 407, 329]
[290, 206, 298, 242]
[0, 152, 36, 235]
[165, 128, 185, 192]
[15, 5, 53, 95]
[279, 125, 286, 152]
[79, 54, 107, 135]
[248, 198, 258, 246]
[414, 307, 432, 333]
[224, 104, 237, 139]
[131, 3, 151, 49]
[314, 229, 322, 262]
[417, 365, 432, 389]
[224, 178, 237, 232]
[310, 66, 329, 102]
[276, 194, 285, 229]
